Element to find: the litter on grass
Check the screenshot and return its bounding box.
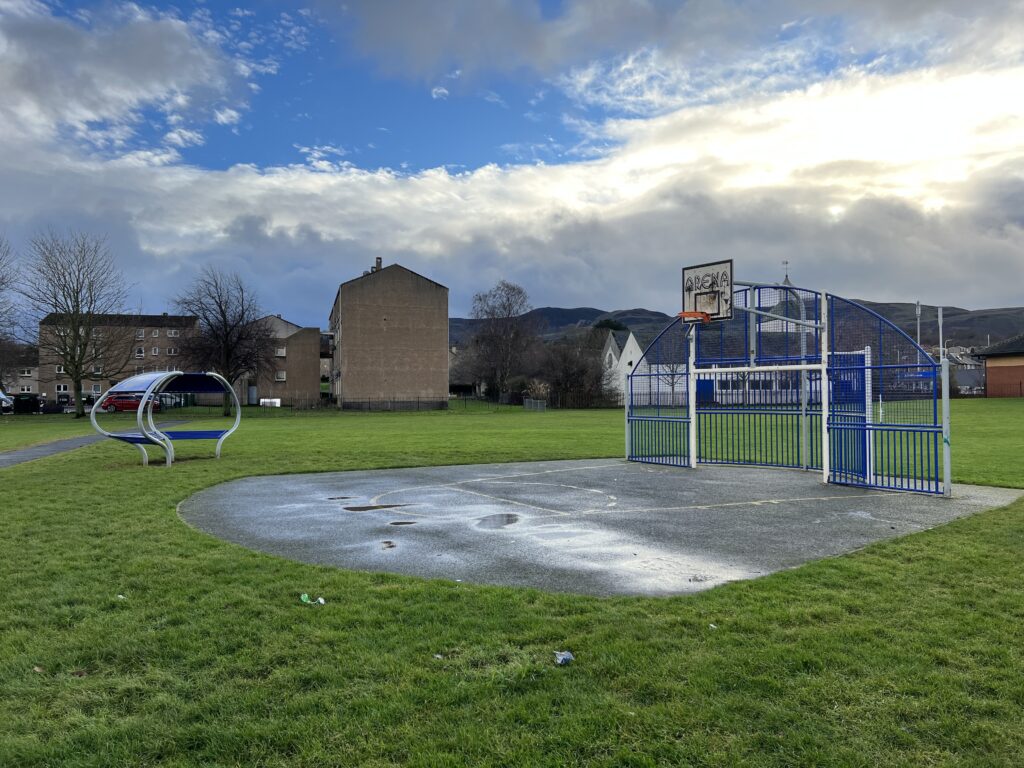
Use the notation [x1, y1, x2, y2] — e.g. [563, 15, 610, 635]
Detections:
[554, 651, 575, 666]
[300, 593, 326, 605]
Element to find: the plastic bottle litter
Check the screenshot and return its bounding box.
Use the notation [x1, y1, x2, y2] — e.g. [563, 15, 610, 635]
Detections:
[554, 651, 575, 666]
[709, 623, 718, 630]
[116, 594, 126, 600]
[300, 593, 326, 605]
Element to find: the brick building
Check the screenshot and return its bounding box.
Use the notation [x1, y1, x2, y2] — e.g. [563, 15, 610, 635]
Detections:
[236, 314, 324, 407]
[979, 334, 1024, 398]
[38, 313, 197, 404]
[328, 259, 448, 409]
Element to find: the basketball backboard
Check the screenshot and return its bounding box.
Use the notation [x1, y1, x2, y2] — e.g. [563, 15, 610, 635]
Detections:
[682, 259, 733, 322]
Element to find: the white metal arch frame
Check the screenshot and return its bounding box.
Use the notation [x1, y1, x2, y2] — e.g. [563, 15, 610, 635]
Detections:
[90, 371, 241, 466]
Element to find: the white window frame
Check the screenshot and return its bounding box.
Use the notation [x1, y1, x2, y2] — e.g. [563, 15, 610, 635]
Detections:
[56, 384, 69, 393]
[151, 329, 159, 338]
[151, 347, 160, 356]
[136, 329, 145, 340]
[274, 370, 287, 382]
[19, 368, 31, 376]
[92, 384, 101, 394]
[19, 385, 32, 393]
[55, 364, 66, 374]
[167, 347, 178, 356]
[275, 347, 287, 357]
[135, 347, 145, 358]
[167, 329, 180, 338]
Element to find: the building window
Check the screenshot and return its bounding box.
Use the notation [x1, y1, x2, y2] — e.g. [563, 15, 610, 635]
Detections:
[56, 384, 68, 393]
[151, 329, 159, 338]
[19, 368, 31, 376]
[92, 384, 101, 394]
[274, 371, 287, 382]
[167, 347, 178, 356]
[136, 329, 145, 340]
[20, 385, 32, 393]
[55, 364, 66, 374]
[151, 347, 160, 356]
[135, 347, 145, 358]
[135, 366, 144, 374]
[92, 366, 102, 377]
[167, 329, 180, 338]
[275, 347, 287, 357]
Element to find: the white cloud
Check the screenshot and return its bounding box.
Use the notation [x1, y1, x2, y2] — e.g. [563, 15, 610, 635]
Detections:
[214, 107, 242, 125]
[164, 128, 205, 148]
[431, 86, 449, 100]
[0, 1, 238, 148]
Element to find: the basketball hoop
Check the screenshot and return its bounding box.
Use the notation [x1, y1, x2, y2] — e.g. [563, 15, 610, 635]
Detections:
[678, 311, 712, 324]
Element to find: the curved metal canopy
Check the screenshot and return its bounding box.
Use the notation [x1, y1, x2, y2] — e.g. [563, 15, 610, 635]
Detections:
[90, 371, 241, 466]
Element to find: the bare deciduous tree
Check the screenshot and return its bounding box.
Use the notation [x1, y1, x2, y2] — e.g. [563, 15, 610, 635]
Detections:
[469, 280, 539, 396]
[174, 266, 274, 415]
[0, 235, 16, 344]
[18, 231, 135, 417]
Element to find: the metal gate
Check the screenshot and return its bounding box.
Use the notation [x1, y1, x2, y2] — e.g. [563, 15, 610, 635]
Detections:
[627, 286, 949, 495]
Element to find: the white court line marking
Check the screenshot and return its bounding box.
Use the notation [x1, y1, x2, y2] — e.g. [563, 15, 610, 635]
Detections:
[532, 492, 891, 519]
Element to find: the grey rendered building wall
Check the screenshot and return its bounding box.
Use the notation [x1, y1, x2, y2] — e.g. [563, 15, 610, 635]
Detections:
[331, 265, 448, 407]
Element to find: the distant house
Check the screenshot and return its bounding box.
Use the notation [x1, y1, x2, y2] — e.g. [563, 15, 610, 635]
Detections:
[978, 334, 1024, 397]
[38, 312, 197, 405]
[601, 330, 648, 395]
[1, 343, 38, 396]
[328, 259, 449, 409]
[236, 315, 323, 407]
[939, 345, 985, 395]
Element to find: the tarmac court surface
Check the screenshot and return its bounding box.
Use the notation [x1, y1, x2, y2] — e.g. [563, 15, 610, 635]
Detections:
[179, 459, 1022, 597]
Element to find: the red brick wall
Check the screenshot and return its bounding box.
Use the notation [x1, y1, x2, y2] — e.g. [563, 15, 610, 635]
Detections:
[986, 364, 1024, 397]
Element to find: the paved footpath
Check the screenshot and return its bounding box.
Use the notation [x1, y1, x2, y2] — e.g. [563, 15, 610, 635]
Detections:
[0, 433, 107, 469]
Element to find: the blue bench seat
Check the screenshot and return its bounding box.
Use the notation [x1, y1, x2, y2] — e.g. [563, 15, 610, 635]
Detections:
[110, 433, 151, 445]
[163, 430, 229, 440]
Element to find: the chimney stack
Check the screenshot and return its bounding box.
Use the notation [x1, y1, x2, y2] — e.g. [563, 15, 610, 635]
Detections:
[374, 257, 382, 272]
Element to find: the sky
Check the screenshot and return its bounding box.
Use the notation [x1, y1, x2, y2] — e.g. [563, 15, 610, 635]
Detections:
[1, 0, 1022, 327]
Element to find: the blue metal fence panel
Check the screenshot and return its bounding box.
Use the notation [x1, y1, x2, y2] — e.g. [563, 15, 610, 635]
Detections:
[627, 289, 941, 494]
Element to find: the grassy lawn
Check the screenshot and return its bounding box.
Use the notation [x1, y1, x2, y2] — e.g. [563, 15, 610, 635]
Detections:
[0, 401, 1022, 766]
[0, 414, 97, 452]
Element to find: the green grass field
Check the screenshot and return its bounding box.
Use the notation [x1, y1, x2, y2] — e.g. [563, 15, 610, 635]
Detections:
[1, 399, 1022, 766]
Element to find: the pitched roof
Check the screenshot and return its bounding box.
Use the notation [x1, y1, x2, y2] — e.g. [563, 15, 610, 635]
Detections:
[40, 313, 198, 328]
[978, 333, 1024, 357]
[330, 263, 448, 325]
[611, 330, 630, 351]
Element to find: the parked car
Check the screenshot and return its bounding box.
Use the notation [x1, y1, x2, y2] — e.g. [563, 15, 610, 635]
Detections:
[0, 390, 13, 415]
[98, 393, 161, 413]
[13, 393, 44, 414]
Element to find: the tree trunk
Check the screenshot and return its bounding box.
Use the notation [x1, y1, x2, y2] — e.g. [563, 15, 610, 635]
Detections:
[223, 390, 232, 418]
[73, 378, 86, 418]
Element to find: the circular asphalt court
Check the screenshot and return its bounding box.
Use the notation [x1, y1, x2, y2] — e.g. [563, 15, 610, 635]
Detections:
[179, 459, 1022, 597]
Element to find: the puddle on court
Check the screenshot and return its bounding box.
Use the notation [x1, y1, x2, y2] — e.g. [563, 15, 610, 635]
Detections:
[389, 521, 416, 526]
[477, 513, 520, 529]
[344, 503, 410, 512]
[327, 496, 354, 500]
[382, 540, 396, 549]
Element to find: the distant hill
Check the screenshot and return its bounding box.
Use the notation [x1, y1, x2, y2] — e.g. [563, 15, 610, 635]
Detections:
[449, 301, 1024, 351]
[856, 301, 1024, 349]
[448, 307, 606, 345]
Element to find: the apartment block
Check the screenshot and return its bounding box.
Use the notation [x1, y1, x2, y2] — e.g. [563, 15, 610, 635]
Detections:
[328, 259, 449, 409]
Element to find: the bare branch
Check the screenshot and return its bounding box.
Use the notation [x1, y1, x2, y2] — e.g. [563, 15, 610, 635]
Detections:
[468, 280, 540, 395]
[174, 266, 274, 414]
[16, 230, 133, 417]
